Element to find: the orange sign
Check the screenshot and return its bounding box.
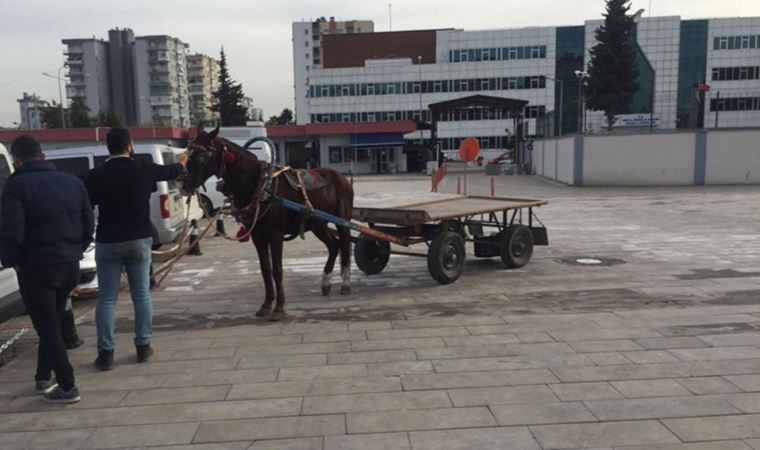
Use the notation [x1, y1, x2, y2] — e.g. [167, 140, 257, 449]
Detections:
[458, 137, 480, 162]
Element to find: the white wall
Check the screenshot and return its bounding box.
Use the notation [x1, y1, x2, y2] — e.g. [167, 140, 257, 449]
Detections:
[557, 136, 575, 184]
[706, 129, 760, 184]
[583, 133, 696, 185]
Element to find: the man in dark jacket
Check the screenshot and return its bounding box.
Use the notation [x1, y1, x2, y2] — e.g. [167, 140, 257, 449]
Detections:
[86, 128, 186, 370]
[0, 135, 94, 404]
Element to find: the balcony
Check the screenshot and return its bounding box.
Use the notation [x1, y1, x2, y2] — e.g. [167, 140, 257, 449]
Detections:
[64, 46, 83, 55]
[149, 96, 172, 106]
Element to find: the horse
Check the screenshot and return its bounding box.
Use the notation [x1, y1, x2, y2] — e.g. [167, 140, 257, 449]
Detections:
[179, 125, 354, 321]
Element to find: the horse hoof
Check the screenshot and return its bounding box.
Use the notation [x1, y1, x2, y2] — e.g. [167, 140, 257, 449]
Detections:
[321, 285, 332, 296]
[268, 310, 287, 322]
[340, 285, 351, 295]
[255, 306, 272, 317]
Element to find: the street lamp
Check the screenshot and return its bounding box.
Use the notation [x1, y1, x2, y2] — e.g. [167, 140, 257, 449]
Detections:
[574, 70, 589, 134]
[544, 76, 564, 136]
[42, 65, 67, 128]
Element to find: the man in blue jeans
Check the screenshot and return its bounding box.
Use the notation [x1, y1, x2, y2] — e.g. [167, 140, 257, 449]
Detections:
[86, 128, 186, 370]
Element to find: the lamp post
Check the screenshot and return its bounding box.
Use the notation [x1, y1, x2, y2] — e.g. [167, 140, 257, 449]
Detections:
[574, 70, 589, 134]
[42, 65, 67, 128]
[544, 76, 564, 136]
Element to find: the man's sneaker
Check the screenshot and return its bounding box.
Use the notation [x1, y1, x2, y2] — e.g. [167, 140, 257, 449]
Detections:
[136, 344, 153, 363]
[42, 386, 81, 404]
[95, 349, 114, 371]
[35, 379, 58, 395]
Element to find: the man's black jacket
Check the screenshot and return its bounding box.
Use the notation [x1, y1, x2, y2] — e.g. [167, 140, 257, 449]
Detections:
[0, 160, 95, 268]
[85, 156, 184, 243]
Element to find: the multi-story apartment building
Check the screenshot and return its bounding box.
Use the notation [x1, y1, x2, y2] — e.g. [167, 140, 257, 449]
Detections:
[17, 93, 49, 129]
[62, 38, 111, 116]
[293, 15, 760, 163]
[61, 29, 195, 127]
[187, 53, 220, 125]
[133, 35, 190, 127]
[292, 17, 374, 123]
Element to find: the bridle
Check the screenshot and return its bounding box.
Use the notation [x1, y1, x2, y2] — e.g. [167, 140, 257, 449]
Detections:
[184, 137, 274, 226]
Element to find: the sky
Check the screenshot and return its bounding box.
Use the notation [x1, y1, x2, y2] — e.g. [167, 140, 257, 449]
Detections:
[0, 0, 758, 128]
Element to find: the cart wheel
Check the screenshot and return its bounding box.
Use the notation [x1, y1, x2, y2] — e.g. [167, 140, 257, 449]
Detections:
[500, 225, 534, 268]
[354, 234, 390, 275]
[427, 231, 466, 284]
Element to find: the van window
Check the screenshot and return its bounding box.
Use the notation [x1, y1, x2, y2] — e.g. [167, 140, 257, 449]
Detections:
[161, 152, 178, 190]
[0, 157, 11, 198]
[51, 157, 90, 182]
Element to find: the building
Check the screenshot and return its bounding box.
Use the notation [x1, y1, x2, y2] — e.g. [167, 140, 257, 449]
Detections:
[290, 15, 760, 167]
[62, 38, 112, 116]
[242, 97, 263, 122]
[133, 35, 190, 127]
[292, 17, 374, 123]
[108, 28, 137, 124]
[17, 93, 49, 129]
[187, 53, 220, 125]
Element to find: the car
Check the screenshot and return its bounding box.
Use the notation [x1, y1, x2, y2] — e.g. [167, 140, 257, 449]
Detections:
[45, 144, 192, 250]
[0, 143, 22, 319]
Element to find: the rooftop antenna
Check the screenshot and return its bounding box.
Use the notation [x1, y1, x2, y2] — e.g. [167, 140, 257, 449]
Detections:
[389, 3, 392, 31]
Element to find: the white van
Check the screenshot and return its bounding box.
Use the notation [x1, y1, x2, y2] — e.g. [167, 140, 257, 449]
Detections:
[0, 143, 23, 318]
[45, 144, 189, 249]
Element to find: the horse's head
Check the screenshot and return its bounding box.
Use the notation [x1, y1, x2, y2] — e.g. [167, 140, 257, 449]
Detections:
[180, 124, 223, 195]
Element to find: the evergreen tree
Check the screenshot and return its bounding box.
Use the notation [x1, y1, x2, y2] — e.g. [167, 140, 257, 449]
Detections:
[586, 0, 640, 130]
[265, 108, 295, 125]
[211, 49, 248, 126]
[68, 97, 93, 128]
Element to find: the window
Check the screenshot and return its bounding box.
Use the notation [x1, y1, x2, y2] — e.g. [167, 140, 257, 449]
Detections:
[329, 146, 342, 163]
[509, 47, 518, 59]
[50, 157, 91, 181]
[531, 46, 540, 58]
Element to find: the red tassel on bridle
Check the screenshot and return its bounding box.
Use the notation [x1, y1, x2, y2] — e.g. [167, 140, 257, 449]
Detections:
[236, 226, 250, 242]
[224, 151, 236, 163]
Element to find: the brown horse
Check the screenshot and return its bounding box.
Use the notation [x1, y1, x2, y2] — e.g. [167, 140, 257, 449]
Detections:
[180, 126, 354, 321]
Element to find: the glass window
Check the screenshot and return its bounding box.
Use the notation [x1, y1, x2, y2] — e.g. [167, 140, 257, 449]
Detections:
[720, 37, 728, 49]
[508, 78, 517, 89]
[712, 68, 720, 80]
[540, 45, 547, 58]
[329, 147, 342, 163]
[509, 47, 518, 59]
[50, 157, 91, 181]
[516, 47, 524, 59]
[501, 48, 508, 60]
[366, 84, 374, 95]
[713, 37, 720, 50]
[356, 149, 369, 162]
[434, 80, 442, 92]
[741, 36, 750, 49]
[531, 46, 540, 58]
[342, 147, 353, 162]
[467, 49, 475, 61]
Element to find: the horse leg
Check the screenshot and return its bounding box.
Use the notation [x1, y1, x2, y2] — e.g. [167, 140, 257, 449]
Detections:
[268, 235, 287, 322]
[312, 223, 339, 296]
[338, 225, 352, 295]
[253, 234, 274, 317]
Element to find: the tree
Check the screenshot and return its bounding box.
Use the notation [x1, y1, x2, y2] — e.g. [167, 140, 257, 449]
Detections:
[96, 108, 124, 127]
[40, 101, 64, 128]
[211, 48, 248, 126]
[585, 0, 639, 130]
[68, 97, 93, 128]
[265, 108, 295, 125]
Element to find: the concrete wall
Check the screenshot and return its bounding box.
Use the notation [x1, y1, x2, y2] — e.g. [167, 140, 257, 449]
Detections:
[532, 129, 759, 186]
[583, 133, 696, 185]
[556, 137, 575, 184]
[706, 129, 760, 184]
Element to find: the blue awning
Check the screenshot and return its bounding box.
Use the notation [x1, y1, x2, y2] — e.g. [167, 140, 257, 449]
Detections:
[350, 132, 404, 148]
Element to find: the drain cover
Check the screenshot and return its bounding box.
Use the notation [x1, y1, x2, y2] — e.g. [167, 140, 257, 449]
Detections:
[558, 257, 626, 267]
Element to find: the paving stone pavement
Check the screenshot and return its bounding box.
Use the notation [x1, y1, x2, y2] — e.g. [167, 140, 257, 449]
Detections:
[1, 176, 760, 449]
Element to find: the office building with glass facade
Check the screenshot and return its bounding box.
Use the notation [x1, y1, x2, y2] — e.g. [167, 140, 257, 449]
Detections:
[290, 15, 760, 167]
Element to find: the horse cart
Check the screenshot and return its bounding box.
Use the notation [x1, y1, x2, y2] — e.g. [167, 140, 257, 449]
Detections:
[273, 194, 548, 284]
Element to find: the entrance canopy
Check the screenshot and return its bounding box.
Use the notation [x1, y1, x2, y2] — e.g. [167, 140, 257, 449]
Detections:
[429, 95, 528, 118]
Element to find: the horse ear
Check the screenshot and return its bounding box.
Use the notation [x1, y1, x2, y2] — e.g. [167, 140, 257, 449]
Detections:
[208, 124, 220, 140]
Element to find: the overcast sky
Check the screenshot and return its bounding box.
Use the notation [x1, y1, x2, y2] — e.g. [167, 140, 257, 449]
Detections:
[1, 0, 757, 127]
